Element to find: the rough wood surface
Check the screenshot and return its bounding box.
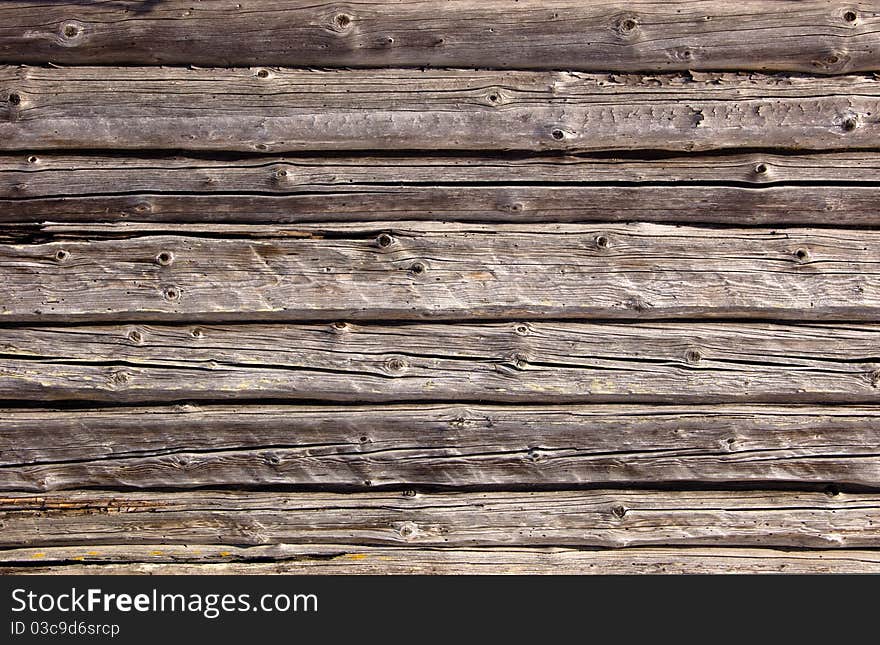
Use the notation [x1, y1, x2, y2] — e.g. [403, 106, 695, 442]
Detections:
[5, 152, 880, 225]
[2, 404, 880, 491]
[0, 1, 875, 73]
[3, 67, 880, 153]
[1, 489, 877, 549]
[4, 546, 880, 575]
[2, 322, 880, 405]
[2, 222, 879, 322]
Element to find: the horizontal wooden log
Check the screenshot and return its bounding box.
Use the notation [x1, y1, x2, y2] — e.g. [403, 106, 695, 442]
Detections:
[2, 404, 880, 491]
[2, 322, 880, 405]
[3, 546, 880, 575]
[2, 222, 880, 322]
[5, 153, 880, 225]
[1, 489, 877, 549]
[0, 1, 875, 73]
[3, 67, 880, 153]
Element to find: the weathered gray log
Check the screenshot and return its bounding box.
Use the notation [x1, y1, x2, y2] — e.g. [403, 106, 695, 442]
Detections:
[5, 152, 880, 225]
[0, 1, 874, 73]
[3, 545, 880, 575]
[1, 489, 877, 549]
[2, 222, 879, 322]
[2, 404, 880, 491]
[3, 67, 879, 152]
[2, 322, 880, 405]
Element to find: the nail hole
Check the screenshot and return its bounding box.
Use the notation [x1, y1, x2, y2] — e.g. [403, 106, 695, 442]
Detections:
[754, 163, 768, 174]
[27, 155, 38, 164]
[377, 233, 394, 248]
[844, 10, 857, 22]
[63, 24, 79, 38]
[53, 249, 69, 262]
[256, 69, 269, 78]
[128, 330, 143, 343]
[551, 129, 565, 140]
[8, 93, 20, 105]
[842, 117, 858, 131]
[156, 251, 173, 266]
[409, 261, 426, 275]
[595, 234, 610, 248]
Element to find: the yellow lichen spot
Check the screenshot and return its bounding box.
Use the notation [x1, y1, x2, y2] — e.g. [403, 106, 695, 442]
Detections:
[344, 553, 368, 560]
[589, 378, 617, 394]
[219, 551, 232, 557]
[73, 556, 85, 561]
[86, 551, 99, 556]
[149, 550, 164, 556]
[32, 552, 45, 559]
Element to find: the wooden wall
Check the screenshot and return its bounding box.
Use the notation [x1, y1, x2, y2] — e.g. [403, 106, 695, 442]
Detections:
[2, 0, 880, 574]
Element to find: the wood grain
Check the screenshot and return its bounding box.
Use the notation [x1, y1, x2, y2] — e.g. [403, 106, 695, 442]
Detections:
[2, 222, 879, 322]
[0, 1, 875, 73]
[1, 489, 877, 549]
[3, 67, 880, 153]
[4, 546, 880, 575]
[2, 404, 880, 491]
[2, 322, 880, 405]
[5, 153, 880, 225]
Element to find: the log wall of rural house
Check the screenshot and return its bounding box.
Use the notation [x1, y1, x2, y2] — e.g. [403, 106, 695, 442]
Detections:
[2, 0, 880, 574]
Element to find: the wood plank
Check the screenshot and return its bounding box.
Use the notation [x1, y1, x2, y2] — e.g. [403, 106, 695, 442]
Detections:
[2, 222, 879, 322]
[2, 322, 880, 405]
[1, 489, 878, 549]
[3, 546, 880, 575]
[3, 67, 880, 153]
[0, 1, 875, 73]
[2, 404, 880, 491]
[5, 153, 880, 225]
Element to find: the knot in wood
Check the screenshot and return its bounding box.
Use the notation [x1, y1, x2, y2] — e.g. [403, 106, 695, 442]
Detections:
[62, 23, 80, 38]
[333, 13, 353, 32]
[409, 261, 427, 275]
[332, 321, 349, 332]
[402, 490, 417, 498]
[611, 505, 628, 519]
[27, 155, 38, 164]
[685, 349, 703, 364]
[514, 323, 530, 336]
[595, 234, 610, 249]
[843, 10, 858, 23]
[616, 16, 639, 36]
[386, 357, 408, 373]
[376, 233, 394, 248]
[754, 162, 768, 175]
[7, 93, 21, 106]
[190, 327, 203, 339]
[156, 251, 174, 266]
[163, 286, 181, 301]
[842, 116, 859, 131]
[256, 69, 270, 79]
[398, 522, 419, 540]
[550, 128, 566, 140]
[127, 329, 143, 344]
[110, 370, 129, 386]
[870, 370, 880, 388]
[53, 249, 69, 262]
[794, 248, 811, 262]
